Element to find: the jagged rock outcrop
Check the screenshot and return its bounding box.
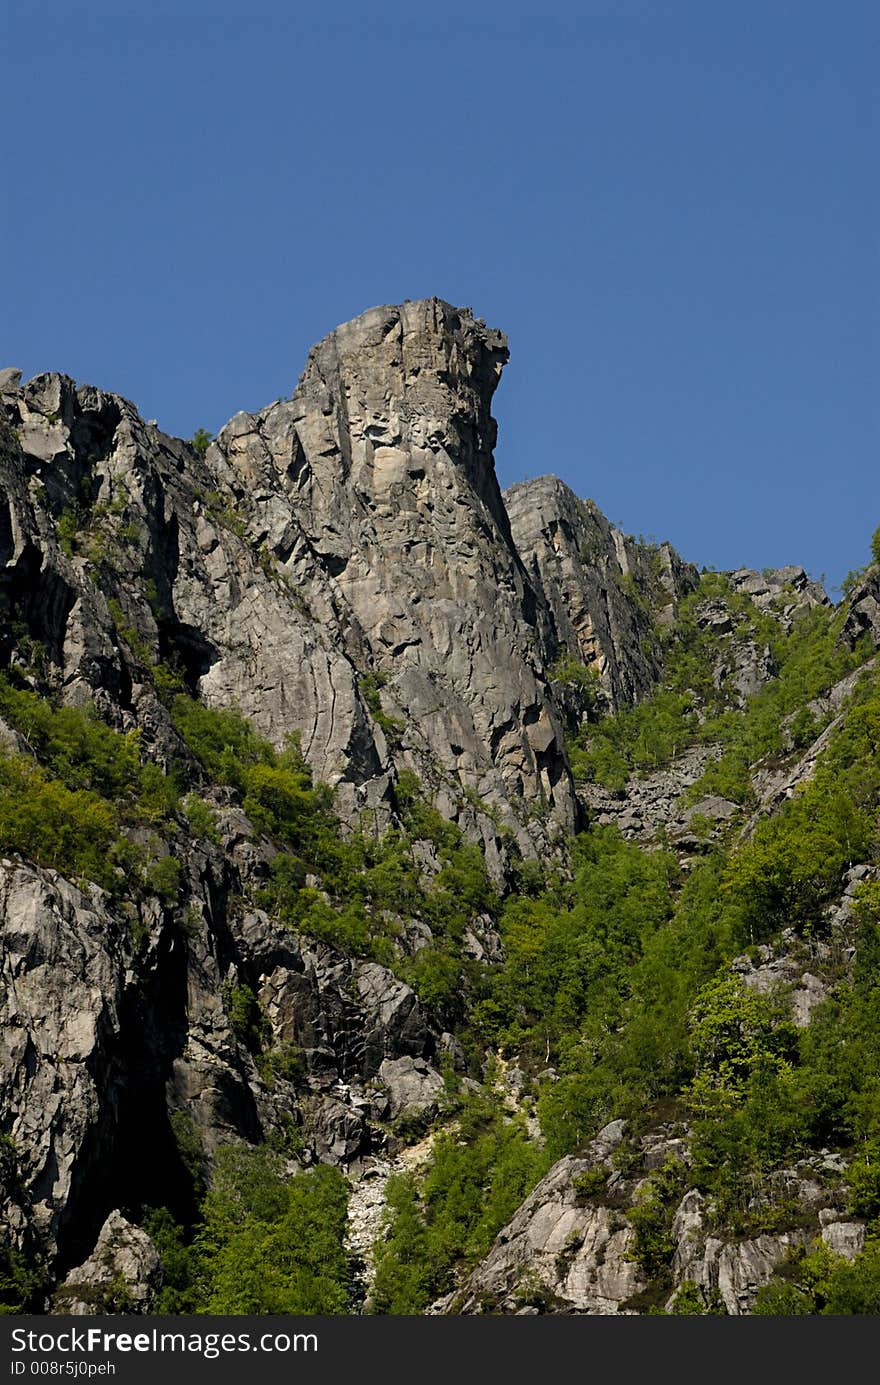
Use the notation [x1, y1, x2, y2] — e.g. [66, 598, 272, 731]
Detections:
[0, 844, 281, 1278]
[668, 1188, 812, 1315]
[0, 302, 581, 870]
[0, 824, 451, 1288]
[505, 476, 697, 711]
[205, 300, 579, 854]
[376, 1056, 446, 1122]
[578, 745, 724, 849]
[451, 1126, 860, 1317]
[0, 859, 135, 1265]
[841, 567, 880, 651]
[820, 1214, 865, 1260]
[446, 1121, 647, 1315]
[239, 913, 435, 1080]
[52, 1212, 161, 1315]
[727, 566, 828, 630]
[695, 597, 779, 707]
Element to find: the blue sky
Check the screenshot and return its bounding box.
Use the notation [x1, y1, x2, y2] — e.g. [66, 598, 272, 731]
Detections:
[3, 1, 877, 591]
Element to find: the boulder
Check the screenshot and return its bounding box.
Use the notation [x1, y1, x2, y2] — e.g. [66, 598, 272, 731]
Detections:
[52, 1212, 160, 1315]
[377, 1056, 445, 1122]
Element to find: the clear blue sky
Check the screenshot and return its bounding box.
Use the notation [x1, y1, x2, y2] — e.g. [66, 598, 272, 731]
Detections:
[3, 1, 877, 592]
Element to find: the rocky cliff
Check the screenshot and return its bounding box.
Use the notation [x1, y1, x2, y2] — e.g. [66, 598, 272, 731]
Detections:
[505, 475, 698, 711]
[0, 302, 877, 1318]
[1, 307, 567, 867]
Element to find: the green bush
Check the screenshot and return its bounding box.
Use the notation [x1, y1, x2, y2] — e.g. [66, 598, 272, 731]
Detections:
[143, 854, 183, 906]
[628, 1158, 688, 1283]
[572, 1165, 610, 1205]
[0, 677, 141, 799]
[195, 1151, 349, 1314]
[221, 984, 268, 1054]
[0, 753, 124, 890]
[183, 793, 220, 843]
[371, 1094, 551, 1313]
[190, 429, 213, 457]
[0, 1241, 41, 1315]
[171, 695, 271, 789]
[142, 1208, 197, 1314]
[755, 1240, 880, 1315]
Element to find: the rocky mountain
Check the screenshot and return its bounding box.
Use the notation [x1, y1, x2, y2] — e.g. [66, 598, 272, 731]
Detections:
[0, 301, 878, 1318]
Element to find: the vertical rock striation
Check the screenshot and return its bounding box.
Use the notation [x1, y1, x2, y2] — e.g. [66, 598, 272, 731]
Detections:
[205, 299, 579, 853]
[505, 476, 697, 711]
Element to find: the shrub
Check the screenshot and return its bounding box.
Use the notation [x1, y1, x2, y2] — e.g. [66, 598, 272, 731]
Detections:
[196, 1153, 349, 1315]
[190, 429, 213, 457]
[221, 983, 268, 1054]
[0, 754, 122, 890]
[183, 793, 220, 844]
[371, 1094, 551, 1314]
[572, 1165, 611, 1205]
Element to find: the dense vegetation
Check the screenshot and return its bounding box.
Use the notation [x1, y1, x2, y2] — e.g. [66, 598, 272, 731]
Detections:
[370, 1091, 552, 1314]
[0, 675, 180, 896]
[371, 562, 880, 1314]
[144, 1149, 350, 1314]
[569, 572, 871, 801]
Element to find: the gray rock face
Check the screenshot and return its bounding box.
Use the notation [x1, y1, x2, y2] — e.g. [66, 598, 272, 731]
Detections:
[239, 913, 434, 1085]
[728, 566, 829, 630]
[669, 1188, 811, 1315]
[694, 594, 787, 707]
[53, 1212, 160, 1315]
[579, 744, 724, 850]
[0, 860, 130, 1261]
[820, 1219, 865, 1260]
[377, 1055, 445, 1121]
[205, 300, 578, 854]
[0, 302, 580, 866]
[450, 1152, 645, 1314]
[0, 844, 451, 1289]
[448, 1121, 647, 1315]
[0, 846, 288, 1275]
[709, 634, 778, 706]
[505, 475, 697, 712]
[841, 568, 880, 651]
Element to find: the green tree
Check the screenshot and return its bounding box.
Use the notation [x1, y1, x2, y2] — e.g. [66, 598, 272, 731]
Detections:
[191, 429, 214, 456]
[687, 974, 795, 1113]
[195, 1151, 349, 1314]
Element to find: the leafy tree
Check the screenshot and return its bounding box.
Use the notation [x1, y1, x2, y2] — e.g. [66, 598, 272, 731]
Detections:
[191, 429, 213, 457]
[371, 1095, 551, 1313]
[755, 1240, 880, 1315]
[194, 1151, 349, 1314]
[0, 754, 123, 890]
[686, 975, 796, 1112]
